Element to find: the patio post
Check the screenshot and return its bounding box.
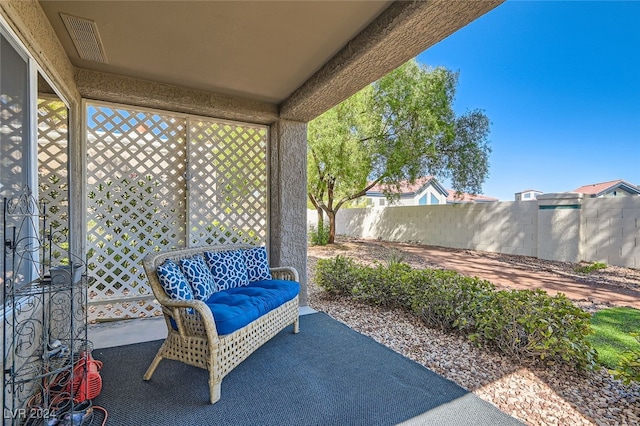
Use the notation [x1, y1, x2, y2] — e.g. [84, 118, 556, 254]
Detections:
[269, 119, 308, 306]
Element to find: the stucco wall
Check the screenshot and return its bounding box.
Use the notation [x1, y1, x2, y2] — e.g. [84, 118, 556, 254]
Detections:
[75, 69, 278, 126]
[311, 195, 640, 269]
[582, 197, 640, 268]
[332, 201, 538, 256]
[537, 193, 583, 263]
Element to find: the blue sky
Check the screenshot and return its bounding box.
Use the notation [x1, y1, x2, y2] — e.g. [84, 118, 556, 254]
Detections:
[417, 0, 640, 201]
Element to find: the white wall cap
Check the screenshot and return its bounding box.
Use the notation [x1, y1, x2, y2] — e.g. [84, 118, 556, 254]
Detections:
[537, 192, 584, 201]
[537, 192, 584, 206]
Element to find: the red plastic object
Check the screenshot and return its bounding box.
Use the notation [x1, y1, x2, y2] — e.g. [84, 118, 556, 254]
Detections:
[67, 352, 103, 402]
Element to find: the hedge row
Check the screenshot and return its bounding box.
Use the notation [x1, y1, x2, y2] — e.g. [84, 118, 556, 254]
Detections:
[315, 255, 596, 370]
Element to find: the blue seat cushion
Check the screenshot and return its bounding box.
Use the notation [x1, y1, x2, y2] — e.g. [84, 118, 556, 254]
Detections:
[204, 279, 299, 335]
[247, 279, 299, 309]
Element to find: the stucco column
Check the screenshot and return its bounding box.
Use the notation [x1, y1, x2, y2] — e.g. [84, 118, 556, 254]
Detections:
[269, 119, 308, 306]
[537, 193, 584, 263]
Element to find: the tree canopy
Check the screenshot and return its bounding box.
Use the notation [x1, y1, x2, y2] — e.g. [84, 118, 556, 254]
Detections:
[308, 59, 491, 244]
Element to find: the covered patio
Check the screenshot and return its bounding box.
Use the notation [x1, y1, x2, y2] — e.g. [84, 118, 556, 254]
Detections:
[1, 1, 506, 424]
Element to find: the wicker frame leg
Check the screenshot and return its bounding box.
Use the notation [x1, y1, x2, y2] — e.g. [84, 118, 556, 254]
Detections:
[293, 317, 300, 334]
[143, 350, 164, 381]
[210, 377, 222, 404]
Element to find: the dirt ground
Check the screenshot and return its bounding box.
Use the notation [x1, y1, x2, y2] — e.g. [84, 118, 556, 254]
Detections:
[308, 236, 640, 311]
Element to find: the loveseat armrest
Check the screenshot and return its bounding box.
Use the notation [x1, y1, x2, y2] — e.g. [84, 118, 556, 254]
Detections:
[158, 297, 220, 343]
[270, 266, 299, 282]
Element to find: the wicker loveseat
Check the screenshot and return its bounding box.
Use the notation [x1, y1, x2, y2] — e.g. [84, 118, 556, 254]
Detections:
[142, 244, 300, 404]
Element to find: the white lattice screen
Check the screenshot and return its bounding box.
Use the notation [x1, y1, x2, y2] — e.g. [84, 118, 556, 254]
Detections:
[37, 97, 69, 264]
[188, 119, 267, 246]
[86, 103, 268, 321]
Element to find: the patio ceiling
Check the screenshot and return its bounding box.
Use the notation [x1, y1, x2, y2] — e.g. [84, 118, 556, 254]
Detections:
[38, 1, 504, 122]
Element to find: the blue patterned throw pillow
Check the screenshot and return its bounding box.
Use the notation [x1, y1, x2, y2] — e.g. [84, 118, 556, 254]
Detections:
[156, 259, 194, 302]
[243, 246, 272, 282]
[204, 249, 249, 291]
[179, 255, 216, 301]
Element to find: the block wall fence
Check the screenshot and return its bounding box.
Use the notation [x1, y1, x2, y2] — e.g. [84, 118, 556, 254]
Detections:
[308, 193, 640, 269]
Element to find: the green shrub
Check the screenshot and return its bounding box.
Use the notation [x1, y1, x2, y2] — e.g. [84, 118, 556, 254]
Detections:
[469, 289, 596, 369]
[351, 261, 414, 307]
[314, 255, 597, 370]
[314, 255, 360, 294]
[384, 249, 406, 267]
[309, 224, 330, 246]
[409, 269, 495, 332]
[574, 261, 607, 274]
[614, 333, 640, 385]
[316, 255, 416, 307]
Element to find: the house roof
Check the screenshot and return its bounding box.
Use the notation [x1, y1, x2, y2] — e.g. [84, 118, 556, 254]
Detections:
[572, 179, 640, 196]
[37, 1, 504, 122]
[367, 176, 449, 198]
[446, 190, 499, 203]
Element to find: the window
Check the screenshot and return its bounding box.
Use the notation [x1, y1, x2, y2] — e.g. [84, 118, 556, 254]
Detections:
[1, 29, 34, 296]
[0, 23, 71, 301]
[430, 194, 439, 205]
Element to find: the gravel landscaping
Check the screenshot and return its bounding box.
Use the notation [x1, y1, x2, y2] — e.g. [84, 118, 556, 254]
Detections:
[307, 237, 640, 426]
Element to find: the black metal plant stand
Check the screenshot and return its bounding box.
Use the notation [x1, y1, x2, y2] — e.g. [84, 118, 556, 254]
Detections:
[2, 186, 88, 425]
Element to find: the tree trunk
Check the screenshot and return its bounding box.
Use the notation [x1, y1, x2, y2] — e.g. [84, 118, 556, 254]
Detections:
[316, 207, 324, 231]
[327, 210, 336, 244]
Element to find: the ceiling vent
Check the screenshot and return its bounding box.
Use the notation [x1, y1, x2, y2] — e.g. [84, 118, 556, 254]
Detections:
[60, 13, 108, 63]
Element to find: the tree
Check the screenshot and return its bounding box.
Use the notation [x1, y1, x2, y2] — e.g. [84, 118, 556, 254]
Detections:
[307, 59, 491, 244]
